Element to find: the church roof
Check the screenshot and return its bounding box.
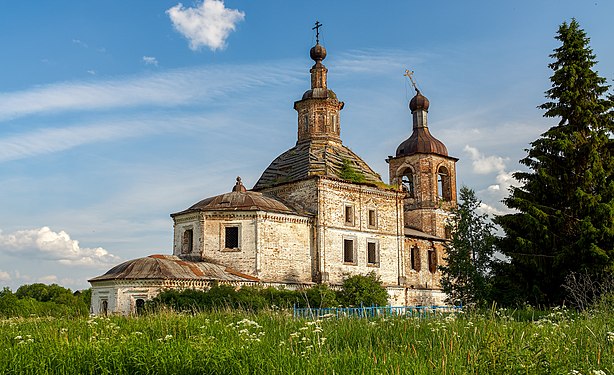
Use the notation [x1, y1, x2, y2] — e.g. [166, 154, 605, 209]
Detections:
[404, 227, 446, 241]
[395, 127, 449, 157]
[172, 177, 299, 216]
[89, 254, 259, 282]
[253, 140, 384, 190]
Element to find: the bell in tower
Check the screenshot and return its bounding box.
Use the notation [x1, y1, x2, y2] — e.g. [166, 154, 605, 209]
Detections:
[387, 82, 458, 238]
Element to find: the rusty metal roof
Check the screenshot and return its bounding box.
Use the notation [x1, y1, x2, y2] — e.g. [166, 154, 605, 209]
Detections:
[172, 190, 297, 217]
[253, 140, 384, 190]
[395, 127, 449, 157]
[88, 255, 259, 282]
[404, 227, 446, 241]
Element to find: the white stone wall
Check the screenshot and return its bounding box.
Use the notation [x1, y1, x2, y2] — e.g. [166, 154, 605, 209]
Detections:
[256, 213, 313, 283]
[90, 281, 162, 316]
[316, 178, 404, 286]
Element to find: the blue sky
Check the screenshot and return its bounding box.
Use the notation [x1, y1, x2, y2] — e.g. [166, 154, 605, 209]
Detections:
[1, 1, 612, 291]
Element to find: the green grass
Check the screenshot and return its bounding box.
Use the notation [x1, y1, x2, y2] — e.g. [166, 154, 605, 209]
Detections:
[1, 307, 613, 374]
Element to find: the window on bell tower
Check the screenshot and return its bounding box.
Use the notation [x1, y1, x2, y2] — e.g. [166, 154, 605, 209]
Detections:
[401, 167, 415, 198]
[437, 166, 451, 201]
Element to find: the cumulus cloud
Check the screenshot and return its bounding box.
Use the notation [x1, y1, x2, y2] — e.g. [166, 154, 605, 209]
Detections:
[167, 0, 245, 51]
[143, 56, 158, 66]
[0, 271, 10, 281]
[0, 227, 120, 267]
[463, 145, 507, 174]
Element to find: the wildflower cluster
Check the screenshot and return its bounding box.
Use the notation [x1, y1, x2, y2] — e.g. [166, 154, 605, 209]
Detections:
[13, 334, 34, 345]
[286, 320, 326, 357]
[228, 318, 264, 343]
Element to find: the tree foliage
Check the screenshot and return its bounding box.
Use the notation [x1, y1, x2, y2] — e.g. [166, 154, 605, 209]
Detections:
[337, 272, 388, 307]
[0, 284, 90, 318]
[440, 186, 496, 306]
[495, 19, 614, 306]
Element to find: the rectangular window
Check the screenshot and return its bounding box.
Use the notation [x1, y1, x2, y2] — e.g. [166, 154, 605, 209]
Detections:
[344, 205, 354, 226]
[181, 229, 193, 254]
[368, 209, 377, 228]
[225, 226, 239, 249]
[343, 239, 355, 264]
[367, 240, 379, 266]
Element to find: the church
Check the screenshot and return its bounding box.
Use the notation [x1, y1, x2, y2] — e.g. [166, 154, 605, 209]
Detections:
[89, 34, 458, 316]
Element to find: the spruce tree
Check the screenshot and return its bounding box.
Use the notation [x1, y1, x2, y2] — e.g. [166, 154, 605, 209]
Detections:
[495, 19, 614, 306]
[440, 186, 495, 306]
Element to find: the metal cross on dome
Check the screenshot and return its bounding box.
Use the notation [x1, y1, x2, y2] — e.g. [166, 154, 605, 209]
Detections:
[312, 21, 322, 43]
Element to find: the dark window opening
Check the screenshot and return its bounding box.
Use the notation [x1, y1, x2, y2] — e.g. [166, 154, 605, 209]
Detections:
[368, 209, 377, 228]
[344, 205, 354, 225]
[181, 229, 193, 254]
[101, 300, 108, 316]
[410, 247, 421, 271]
[135, 299, 145, 315]
[428, 250, 437, 273]
[225, 226, 239, 249]
[367, 241, 378, 265]
[344, 239, 354, 263]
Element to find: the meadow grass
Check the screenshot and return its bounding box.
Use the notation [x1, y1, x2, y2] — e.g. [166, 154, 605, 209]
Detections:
[1, 307, 613, 374]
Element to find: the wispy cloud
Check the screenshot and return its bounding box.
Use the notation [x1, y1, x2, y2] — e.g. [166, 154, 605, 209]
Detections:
[143, 56, 158, 66]
[167, 0, 245, 51]
[0, 62, 300, 123]
[0, 227, 121, 267]
[0, 271, 10, 281]
[0, 113, 220, 162]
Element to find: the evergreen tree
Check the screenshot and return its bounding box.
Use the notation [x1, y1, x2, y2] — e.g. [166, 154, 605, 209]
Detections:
[495, 19, 614, 306]
[440, 186, 495, 306]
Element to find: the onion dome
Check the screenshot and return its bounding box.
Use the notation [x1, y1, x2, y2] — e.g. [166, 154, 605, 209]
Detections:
[396, 91, 448, 157]
[409, 91, 430, 112]
[310, 43, 327, 63]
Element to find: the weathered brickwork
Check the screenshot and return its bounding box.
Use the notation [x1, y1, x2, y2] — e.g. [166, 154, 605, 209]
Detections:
[388, 153, 457, 238]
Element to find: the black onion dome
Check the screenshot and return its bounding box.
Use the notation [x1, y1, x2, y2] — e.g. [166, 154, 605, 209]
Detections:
[409, 91, 430, 112]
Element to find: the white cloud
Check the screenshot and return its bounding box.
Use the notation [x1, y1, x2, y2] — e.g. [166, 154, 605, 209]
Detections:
[87, 70, 96, 75]
[0, 227, 121, 267]
[143, 56, 158, 66]
[0, 271, 10, 281]
[463, 145, 507, 174]
[72, 39, 88, 48]
[167, 0, 245, 51]
[38, 275, 58, 284]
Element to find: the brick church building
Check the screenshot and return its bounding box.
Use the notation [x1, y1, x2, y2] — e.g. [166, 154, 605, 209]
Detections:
[89, 36, 458, 315]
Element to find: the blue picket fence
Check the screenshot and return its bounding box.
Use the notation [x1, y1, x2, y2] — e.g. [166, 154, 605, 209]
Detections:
[293, 305, 462, 319]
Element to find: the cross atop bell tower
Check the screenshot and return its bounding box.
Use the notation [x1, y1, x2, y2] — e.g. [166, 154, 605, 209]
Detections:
[312, 21, 322, 43]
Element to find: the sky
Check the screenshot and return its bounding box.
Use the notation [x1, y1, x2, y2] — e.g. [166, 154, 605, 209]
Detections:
[1, 1, 613, 291]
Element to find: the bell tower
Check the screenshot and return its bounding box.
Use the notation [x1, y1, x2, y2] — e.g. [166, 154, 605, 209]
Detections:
[293, 24, 344, 145]
[387, 87, 458, 238]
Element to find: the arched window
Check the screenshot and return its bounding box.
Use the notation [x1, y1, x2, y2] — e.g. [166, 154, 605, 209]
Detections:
[437, 166, 451, 201]
[428, 249, 438, 273]
[181, 229, 193, 254]
[401, 167, 415, 198]
[410, 246, 420, 271]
